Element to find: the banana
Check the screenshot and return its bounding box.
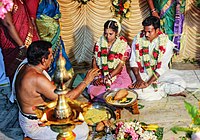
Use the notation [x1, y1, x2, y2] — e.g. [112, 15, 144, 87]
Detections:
[119, 97, 127, 103]
[142, 124, 159, 131]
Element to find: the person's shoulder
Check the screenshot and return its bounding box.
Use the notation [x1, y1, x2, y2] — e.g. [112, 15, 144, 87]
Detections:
[22, 68, 46, 82]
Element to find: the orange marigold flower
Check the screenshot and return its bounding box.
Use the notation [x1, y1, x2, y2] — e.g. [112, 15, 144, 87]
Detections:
[124, 1, 130, 9]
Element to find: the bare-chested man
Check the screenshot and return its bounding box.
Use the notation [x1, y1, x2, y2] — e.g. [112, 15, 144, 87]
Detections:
[15, 40, 99, 140]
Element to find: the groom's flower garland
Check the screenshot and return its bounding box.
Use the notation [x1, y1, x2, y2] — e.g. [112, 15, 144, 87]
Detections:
[94, 36, 128, 89]
[135, 31, 168, 88]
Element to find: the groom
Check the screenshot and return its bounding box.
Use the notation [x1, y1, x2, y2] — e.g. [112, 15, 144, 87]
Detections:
[129, 16, 186, 101]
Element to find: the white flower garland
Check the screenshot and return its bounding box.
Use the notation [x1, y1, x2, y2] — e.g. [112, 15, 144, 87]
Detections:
[95, 36, 127, 86]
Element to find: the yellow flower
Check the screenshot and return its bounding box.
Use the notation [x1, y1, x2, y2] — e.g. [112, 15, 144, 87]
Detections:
[124, 1, 130, 9]
[125, 11, 131, 18]
[113, 0, 118, 6]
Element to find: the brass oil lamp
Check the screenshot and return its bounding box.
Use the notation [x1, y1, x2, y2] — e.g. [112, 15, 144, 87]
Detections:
[34, 41, 89, 140]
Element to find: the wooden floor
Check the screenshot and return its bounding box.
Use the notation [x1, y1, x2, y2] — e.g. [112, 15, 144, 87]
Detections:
[0, 68, 200, 140]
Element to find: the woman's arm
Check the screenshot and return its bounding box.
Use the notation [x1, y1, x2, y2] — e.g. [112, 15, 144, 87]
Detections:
[147, 0, 160, 18]
[1, 12, 23, 46]
[109, 58, 125, 78]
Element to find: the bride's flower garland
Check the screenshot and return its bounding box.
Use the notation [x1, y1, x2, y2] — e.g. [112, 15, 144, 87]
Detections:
[135, 31, 168, 88]
[94, 35, 128, 89]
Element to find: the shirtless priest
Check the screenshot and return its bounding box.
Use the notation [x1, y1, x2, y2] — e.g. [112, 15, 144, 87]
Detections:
[14, 40, 99, 140]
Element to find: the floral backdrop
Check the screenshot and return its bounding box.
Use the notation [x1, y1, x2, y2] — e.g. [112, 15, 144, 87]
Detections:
[57, 0, 200, 67]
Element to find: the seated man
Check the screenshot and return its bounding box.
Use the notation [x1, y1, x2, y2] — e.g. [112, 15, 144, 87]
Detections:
[14, 40, 99, 139]
[129, 16, 186, 101]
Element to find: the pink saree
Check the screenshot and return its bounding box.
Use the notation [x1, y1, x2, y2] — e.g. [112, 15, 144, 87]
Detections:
[0, 0, 39, 82]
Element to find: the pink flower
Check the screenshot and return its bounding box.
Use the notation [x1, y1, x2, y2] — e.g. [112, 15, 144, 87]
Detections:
[135, 44, 139, 50]
[120, 36, 127, 42]
[102, 65, 108, 71]
[144, 61, 150, 67]
[153, 52, 158, 58]
[0, 0, 13, 19]
[143, 48, 149, 53]
[94, 45, 99, 52]
[130, 130, 139, 140]
[124, 51, 129, 58]
[118, 53, 123, 59]
[158, 31, 163, 35]
[137, 62, 144, 73]
[159, 46, 166, 53]
[139, 49, 143, 56]
[108, 54, 115, 61]
[157, 62, 162, 69]
[114, 53, 119, 59]
[97, 52, 101, 57]
[0, 7, 6, 19]
[101, 48, 107, 55]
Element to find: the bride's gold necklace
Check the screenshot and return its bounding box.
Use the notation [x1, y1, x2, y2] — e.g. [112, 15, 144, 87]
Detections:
[27, 64, 43, 73]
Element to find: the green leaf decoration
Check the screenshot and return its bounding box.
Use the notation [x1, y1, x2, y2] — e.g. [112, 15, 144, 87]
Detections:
[171, 126, 194, 134]
[155, 127, 164, 140]
[184, 101, 198, 120]
[184, 101, 200, 125]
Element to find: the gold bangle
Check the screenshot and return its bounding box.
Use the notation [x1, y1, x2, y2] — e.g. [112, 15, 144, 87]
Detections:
[120, 60, 125, 65]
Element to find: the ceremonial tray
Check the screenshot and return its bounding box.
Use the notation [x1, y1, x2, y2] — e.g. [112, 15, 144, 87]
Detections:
[103, 88, 138, 107]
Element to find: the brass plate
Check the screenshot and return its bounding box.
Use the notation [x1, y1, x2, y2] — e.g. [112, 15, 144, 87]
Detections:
[83, 103, 115, 126]
[103, 88, 138, 107]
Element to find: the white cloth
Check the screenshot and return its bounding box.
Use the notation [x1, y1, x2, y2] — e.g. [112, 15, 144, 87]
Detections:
[19, 111, 89, 140]
[0, 48, 10, 85]
[129, 37, 186, 101]
[10, 58, 28, 103]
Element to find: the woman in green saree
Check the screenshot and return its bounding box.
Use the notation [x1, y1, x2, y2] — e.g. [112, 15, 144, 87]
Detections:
[36, 0, 74, 80]
[147, 0, 186, 52]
